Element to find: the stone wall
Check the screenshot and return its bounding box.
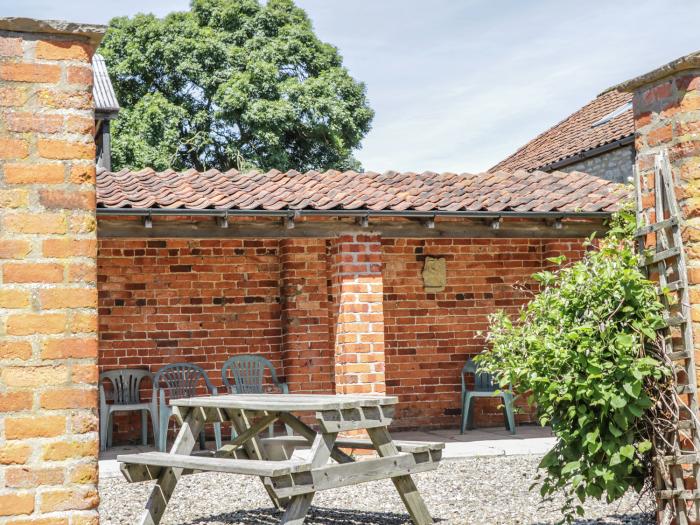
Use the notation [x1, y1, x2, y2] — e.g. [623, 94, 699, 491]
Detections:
[0, 18, 103, 525]
[559, 144, 635, 184]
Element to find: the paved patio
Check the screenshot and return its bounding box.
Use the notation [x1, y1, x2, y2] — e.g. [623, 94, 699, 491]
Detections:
[99, 425, 555, 478]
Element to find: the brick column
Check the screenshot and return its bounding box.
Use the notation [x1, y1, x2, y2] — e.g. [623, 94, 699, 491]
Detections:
[279, 239, 334, 394]
[0, 18, 103, 524]
[616, 55, 700, 346]
[329, 234, 386, 395]
[616, 53, 700, 523]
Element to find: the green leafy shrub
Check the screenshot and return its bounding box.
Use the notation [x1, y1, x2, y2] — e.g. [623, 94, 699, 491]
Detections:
[476, 207, 671, 522]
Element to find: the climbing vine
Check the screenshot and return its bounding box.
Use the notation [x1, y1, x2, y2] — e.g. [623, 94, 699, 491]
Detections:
[476, 206, 676, 523]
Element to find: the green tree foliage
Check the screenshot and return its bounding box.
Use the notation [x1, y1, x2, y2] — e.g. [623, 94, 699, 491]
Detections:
[477, 207, 671, 523]
[99, 0, 374, 172]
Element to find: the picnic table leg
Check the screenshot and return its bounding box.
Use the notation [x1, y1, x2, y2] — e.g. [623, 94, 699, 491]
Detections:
[367, 427, 434, 525]
[280, 430, 337, 525]
[278, 412, 354, 464]
[225, 408, 288, 511]
[138, 406, 205, 525]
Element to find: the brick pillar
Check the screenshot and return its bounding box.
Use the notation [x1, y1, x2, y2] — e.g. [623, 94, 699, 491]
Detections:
[279, 239, 334, 393]
[616, 55, 700, 352]
[0, 18, 103, 523]
[617, 54, 700, 523]
[329, 234, 386, 395]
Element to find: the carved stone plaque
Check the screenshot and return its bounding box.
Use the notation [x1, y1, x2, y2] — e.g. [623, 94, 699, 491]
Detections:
[422, 256, 446, 293]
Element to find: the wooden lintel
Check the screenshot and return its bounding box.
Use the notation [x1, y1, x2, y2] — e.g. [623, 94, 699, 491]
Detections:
[98, 218, 608, 239]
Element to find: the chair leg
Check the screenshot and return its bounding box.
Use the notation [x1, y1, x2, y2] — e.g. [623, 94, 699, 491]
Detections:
[214, 423, 222, 451]
[107, 411, 114, 448]
[503, 394, 516, 434]
[141, 410, 148, 446]
[148, 408, 158, 449]
[460, 393, 467, 434]
[158, 411, 168, 452]
[461, 394, 474, 433]
[198, 430, 206, 450]
[99, 408, 108, 452]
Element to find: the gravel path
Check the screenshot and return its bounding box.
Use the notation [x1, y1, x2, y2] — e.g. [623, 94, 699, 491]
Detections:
[99, 455, 654, 524]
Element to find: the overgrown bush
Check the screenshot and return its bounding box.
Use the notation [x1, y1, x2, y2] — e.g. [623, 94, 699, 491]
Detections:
[476, 207, 673, 523]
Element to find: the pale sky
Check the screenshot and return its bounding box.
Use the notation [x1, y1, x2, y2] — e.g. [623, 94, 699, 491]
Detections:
[3, 0, 700, 172]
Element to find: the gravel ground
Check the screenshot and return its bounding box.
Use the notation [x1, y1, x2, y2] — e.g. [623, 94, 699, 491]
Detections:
[99, 455, 654, 525]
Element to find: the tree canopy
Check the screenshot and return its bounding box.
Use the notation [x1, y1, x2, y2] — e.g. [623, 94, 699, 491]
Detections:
[99, 0, 374, 172]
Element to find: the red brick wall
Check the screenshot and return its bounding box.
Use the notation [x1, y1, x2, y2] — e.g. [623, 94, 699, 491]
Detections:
[98, 239, 283, 440]
[97, 235, 585, 442]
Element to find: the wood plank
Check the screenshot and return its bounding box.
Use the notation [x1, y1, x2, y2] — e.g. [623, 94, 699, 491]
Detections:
[635, 216, 679, 237]
[367, 427, 434, 525]
[215, 412, 278, 458]
[138, 406, 201, 525]
[279, 493, 314, 525]
[261, 436, 444, 454]
[278, 430, 337, 525]
[119, 451, 309, 477]
[273, 453, 440, 499]
[226, 408, 287, 510]
[170, 394, 398, 412]
[644, 246, 682, 265]
[277, 413, 354, 464]
[98, 217, 608, 240]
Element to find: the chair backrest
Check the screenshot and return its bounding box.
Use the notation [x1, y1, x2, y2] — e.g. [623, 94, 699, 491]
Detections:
[153, 363, 215, 401]
[221, 355, 281, 394]
[462, 358, 498, 392]
[100, 369, 152, 405]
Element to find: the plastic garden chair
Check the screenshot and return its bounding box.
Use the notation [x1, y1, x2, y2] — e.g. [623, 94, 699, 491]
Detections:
[221, 355, 290, 437]
[460, 358, 516, 434]
[153, 363, 222, 452]
[99, 369, 157, 451]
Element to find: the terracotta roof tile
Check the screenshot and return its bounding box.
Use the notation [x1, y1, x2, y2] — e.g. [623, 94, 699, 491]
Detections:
[97, 168, 624, 214]
[490, 90, 633, 173]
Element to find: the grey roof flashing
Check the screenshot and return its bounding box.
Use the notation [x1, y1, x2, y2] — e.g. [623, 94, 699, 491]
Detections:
[93, 54, 120, 116]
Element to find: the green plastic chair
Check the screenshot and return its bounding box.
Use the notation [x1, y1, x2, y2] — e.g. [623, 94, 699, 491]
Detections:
[153, 363, 222, 452]
[99, 369, 157, 451]
[221, 355, 290, 437]
[460, 358, 516, 434]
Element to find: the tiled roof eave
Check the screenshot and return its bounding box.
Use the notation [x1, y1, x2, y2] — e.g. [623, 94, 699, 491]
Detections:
[96, 167, 626, 216]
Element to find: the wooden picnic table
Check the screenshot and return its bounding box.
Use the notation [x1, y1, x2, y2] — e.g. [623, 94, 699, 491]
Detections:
[118, 394, 443, 525]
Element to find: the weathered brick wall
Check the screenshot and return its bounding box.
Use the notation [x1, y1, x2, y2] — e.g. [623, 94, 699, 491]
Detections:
[0, 20, 102, 525]
[382, 238, 585, 429]
[97, 239, 284, 442]
[97, 235, 585, 440]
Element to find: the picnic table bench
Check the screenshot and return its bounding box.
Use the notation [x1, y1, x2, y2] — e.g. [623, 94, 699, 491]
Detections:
[118, 394, 443, 525]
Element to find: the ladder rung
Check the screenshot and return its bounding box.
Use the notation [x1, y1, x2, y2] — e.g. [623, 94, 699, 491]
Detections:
[677, 385, 695, 395]
[659, 281, 685, 294]
[665, 314, 686, 327]
[663, 453, 700, 465]
[669, 351, 692, 360]
[644, 246, 682, 265]
[678, 420, 696, 430]
[658, 489, 700, 500]
[636, 217, 679, 237]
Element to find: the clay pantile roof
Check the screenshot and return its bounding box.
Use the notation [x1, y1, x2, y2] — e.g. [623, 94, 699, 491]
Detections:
[97, 168, 624, 214]
[490, 90, 634, 173]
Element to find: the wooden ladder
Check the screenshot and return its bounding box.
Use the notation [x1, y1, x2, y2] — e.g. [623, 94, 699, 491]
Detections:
[635, 149, 700, 525]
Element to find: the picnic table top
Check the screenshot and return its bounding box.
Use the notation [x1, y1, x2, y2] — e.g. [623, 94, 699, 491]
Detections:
[169, 393, 399, 411]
